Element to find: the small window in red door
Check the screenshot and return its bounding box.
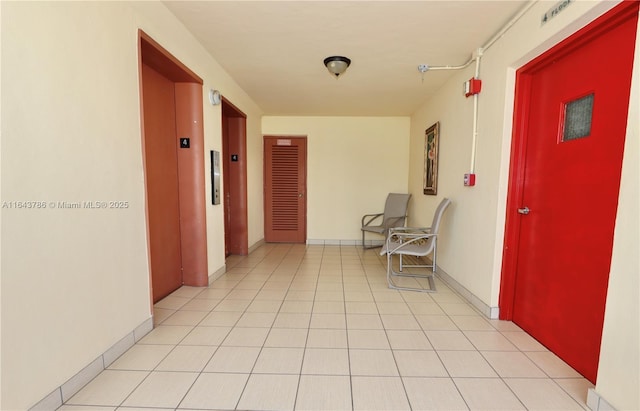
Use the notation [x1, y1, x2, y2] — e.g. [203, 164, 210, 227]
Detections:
[561, 93, 595, 142]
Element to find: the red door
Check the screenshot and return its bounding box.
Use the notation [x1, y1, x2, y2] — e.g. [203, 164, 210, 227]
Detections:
[141, 64, 183, 302]
[264, 136, 307, 243]
[503, 2, 638, 383]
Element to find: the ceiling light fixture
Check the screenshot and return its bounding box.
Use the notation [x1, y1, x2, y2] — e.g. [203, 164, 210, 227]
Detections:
[324, 56, 351, 78]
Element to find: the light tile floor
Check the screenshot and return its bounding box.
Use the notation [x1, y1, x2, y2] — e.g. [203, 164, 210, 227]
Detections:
[61, 244, 593, 410]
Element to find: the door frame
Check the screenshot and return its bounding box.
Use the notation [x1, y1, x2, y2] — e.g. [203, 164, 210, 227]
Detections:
[498, 2, 638, 319]
[263, 135, 308, 243]
[221, 97, 249, 255]
[138, 30, 209, 304]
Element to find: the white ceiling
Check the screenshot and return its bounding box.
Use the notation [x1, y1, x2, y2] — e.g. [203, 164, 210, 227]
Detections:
[163, 1, 529, 116]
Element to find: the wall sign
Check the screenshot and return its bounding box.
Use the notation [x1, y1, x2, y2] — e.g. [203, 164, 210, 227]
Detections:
[541, 0, 573, 26]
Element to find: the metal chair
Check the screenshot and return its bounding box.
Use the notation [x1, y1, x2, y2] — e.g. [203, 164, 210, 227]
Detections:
[381, 197, 451, 292]
[361, 193, 411, 249]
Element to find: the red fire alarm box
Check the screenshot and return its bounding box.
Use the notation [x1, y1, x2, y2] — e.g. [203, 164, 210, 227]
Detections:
[464, 78, 482, 97]
[464, 173, 476, 186]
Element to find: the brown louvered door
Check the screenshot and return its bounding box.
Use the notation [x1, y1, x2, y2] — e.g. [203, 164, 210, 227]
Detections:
[264, 136, 307, 243]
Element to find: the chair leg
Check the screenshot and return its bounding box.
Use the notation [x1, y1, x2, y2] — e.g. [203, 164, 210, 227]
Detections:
[397, 243, 438, 273]
[362, 231, 383, 250]
[386, 253, 437, 293]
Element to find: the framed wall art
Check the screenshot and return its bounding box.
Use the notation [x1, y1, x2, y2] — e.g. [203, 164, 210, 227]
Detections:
[423, 122, 440, 195]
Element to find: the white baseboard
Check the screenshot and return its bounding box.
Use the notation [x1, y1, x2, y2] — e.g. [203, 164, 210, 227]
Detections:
[249, 239, 265, 253]
[301, 240, 498, 319]
[208, 264, 226, 283]
[208, 238, 265, 283]
[435, 265, 499, 319]
[29, 317, 154, 410]
[307, 239, 382, 247]
[587, 388, 617, 411]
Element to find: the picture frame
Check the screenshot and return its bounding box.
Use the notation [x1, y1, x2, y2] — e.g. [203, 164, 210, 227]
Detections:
[423, 122, 440, 195]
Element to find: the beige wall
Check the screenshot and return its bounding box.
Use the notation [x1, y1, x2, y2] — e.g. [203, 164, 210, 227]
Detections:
[0, 3, 3, 406]
[128, 2, 266, 266]
[407, 1, 638, 409]
[2, 3, 149, 409]
[262, 116, 410, 242]
[0, 2, 262, 409]
[1, 1, 637, 410]
[409, 70, 488, 299]
[409, 1, 624, 307]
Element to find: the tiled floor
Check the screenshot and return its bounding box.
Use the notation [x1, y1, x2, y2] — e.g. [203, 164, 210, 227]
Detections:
[61, 244, 593, 410]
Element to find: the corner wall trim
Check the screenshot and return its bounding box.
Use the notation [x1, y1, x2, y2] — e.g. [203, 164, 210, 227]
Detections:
[587, 388, 617, 411]
[29, 317, 154, 410]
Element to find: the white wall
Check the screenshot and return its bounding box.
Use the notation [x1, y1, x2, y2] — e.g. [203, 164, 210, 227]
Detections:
[0, 2, 263, 409]
[407, 1, 638, 409]
[595, 10, 640, 408]
[262, 116, 410, 243]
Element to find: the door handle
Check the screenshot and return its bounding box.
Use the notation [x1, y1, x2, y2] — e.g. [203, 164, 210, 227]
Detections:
[518, 207, 530, 215]
[298, 193, 303, 198]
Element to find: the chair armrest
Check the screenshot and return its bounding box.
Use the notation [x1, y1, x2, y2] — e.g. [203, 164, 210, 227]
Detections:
[388, 226, 431, 234]
[385, 232, 437, 254]
[362, 213, 383, 227]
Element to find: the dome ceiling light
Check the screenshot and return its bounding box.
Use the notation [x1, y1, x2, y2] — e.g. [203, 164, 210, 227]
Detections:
[324, 56, 351, 78]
